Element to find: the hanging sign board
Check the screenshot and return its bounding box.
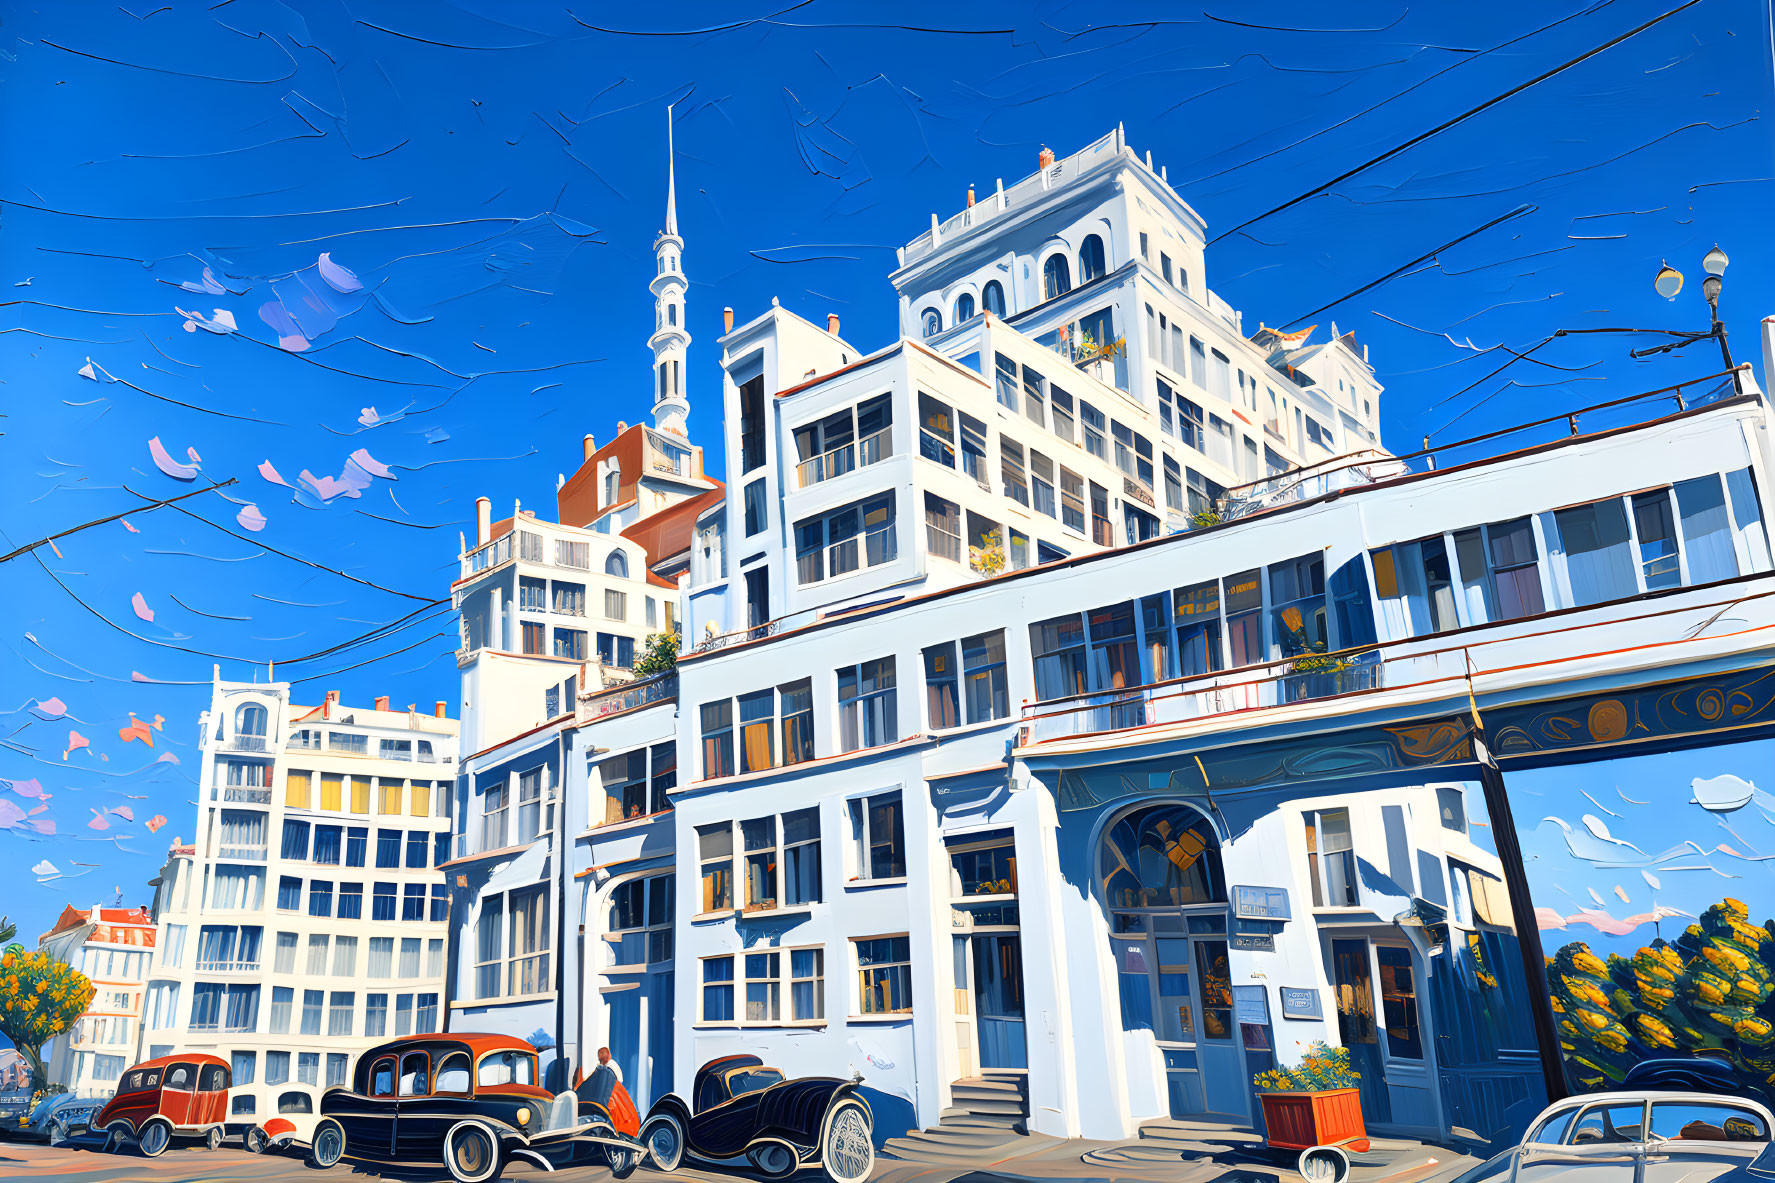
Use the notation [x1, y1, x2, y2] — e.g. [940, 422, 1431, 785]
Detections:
[1232, 885, 1292, 921]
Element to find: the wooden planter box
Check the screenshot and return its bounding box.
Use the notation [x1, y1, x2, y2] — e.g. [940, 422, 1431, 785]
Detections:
[1258, 1088, 1369, 1153]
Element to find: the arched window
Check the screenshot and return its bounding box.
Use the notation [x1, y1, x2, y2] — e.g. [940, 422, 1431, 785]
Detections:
[235, 703, 267, 741]
[1079, 234, 1106, 283]
[982, 281, 1006, 317]
[606, 550, 629, 578]
[1042, 253, 1072, 300]
[1099, 804, 1224, 909]
[954, 292, 976, 324]
[920, 307, 943, 338]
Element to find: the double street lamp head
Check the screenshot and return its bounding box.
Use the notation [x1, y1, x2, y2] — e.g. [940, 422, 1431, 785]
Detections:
[1652, 246, 1727, 305]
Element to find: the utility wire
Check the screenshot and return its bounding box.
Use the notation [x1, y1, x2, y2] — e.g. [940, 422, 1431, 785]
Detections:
[0, 479, 238, 564]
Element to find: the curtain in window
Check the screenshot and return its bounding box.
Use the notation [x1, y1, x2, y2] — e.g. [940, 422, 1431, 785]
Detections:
[369, 937, 394, 978]
[224, 985, 259, 1032]
[285, 770, 311, 809]
[1677, 474, 1739, 583]
[1555, 500, 1636, 606]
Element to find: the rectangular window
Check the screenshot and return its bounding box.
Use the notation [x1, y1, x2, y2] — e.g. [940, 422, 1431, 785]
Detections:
[269, 986, 292, 1034]
[507, 888, 550, 995]
[328, 992, 354, 1037]
[1268, 554, 1328, 659]
[431, 884, 449, 923]
[994, 353, 1019, 412]
[1486, 517, 1546, 620]
[1060, 467, 1086, 534]
[1050, 385, 1076, 443]
[1030, 451, 1057, 518]
[738, 690, 775, 774]
[276, 876, 302, 912]
[699, 824, 734, 913]
[338, 882, 363, 920]
[1306, 809, 1357, 906]
[274, 931, 297, 975]
[702, 956, 735, 1021]
[924, 493, 962, 563]
[700, 699, 734, 779]
[743, 816, 779, 911]
[780, 680, 814, 766]
[918, 393, 957, 468]
[517, 768, 543, 845]
[297, 1052, 320, 1086]
[923, 641, 960, 730]
[554, 628, 587, 660]
[837, 657, 897, 751]
[1001, 437, 1029, 505]
[555, 540, 589, 569]
[1376, 946, 1424, 1058]
[300, 989, 324, 1036]
[856, 936, 912, 1014]
[791, 948, 825, 1021]
[306, 934, 330, 976]
[281, 819, 310, 861]
[961, 630, 1009, 723]
[1679, 473, 1742, 582]
[369, 936, 394, 978]
[402, 884, 426, 922]
[849, 791, 905, 880]
[373, 882, 396, 922]
[376, 828, 401, 868]
[1173, 580, 1224, 676]
[519, 576, 546, 611]
[522, 624, 544, 658]
[604, 589, 627, 621]
[783, 808, 821, 905]
[746, 952, 782, 1022]
[266, 1050, 290, 1084]
[482, 780, 508, 850]
[1632, 489, 1682, 589]
[405, 830, 429, 869]
[1554, 499, 1636, 606]
[743, 479, 768, 536]
[1081, 401, 1107, 460]
[1022, 364, 1047, 427]
[364, 993, 388, 1038]
[1029, 612, 1087, 701]
[550, 581, 585, 617]
[333, 935, 358, 977]
[960, 413, 989, 488]
[395, 995, 414, 1036]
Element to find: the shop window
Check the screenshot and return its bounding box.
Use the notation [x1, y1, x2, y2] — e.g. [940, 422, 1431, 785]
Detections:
[1099, 804, 1223, 908]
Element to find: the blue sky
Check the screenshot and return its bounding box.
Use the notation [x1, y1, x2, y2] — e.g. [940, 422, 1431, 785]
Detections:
[1, 1, 1771, 964]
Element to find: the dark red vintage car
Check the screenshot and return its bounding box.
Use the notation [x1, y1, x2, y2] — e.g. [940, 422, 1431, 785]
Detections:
[310, 1033, 646, 1182]
[89, 1053, 231, 1156]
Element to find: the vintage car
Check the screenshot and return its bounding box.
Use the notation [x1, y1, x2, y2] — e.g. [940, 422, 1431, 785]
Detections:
[639, 1054, 875, 1183]
[1450, 1090, 1775, 1183]
[34, 1092, 109, 1145]
[86, 1054, 231, 1156]
[242, 1086, 326, 1155]
[309, 1033, 646, 1182]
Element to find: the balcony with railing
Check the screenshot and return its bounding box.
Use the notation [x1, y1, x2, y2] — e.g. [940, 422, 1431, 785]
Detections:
[797, 523, 898, 585]
[219, 785, 273, 805]
[216, 843, 268, 862]
[224, 733, 268, 753]
[578, 672, 678, 721]
[796, 427, 892, 489]
[194, 957, 260, 974]
[1019, 574, 1775, 750]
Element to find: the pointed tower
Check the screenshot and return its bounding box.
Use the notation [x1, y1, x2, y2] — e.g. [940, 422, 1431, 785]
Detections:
[649, 105, 691, 436]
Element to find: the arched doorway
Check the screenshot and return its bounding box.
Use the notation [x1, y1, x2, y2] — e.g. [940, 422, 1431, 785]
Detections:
[1098, 803, 1243, 1121]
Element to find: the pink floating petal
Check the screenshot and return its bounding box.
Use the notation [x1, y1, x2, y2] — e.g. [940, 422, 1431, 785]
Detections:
[349, 448, 394, 479]
[358, 406, 381, 427]
[258, 459, 290, 487]
[121, 518, 139, 533]
[148, 437, 200, 480]
[63, 729, 89, 759]
[146, 814, 168, 833]
[87, 810, 110, 831]
[131, 592, 155, 622]
[28, 804, 48, 816]
[236, 503, 267, 532]
[28, 820, 56, 835]
[152, 714, 164, 730]
[110, 805, 135, 822]
[186, 446, 202, 463]
[6, 778, 46, 799]
[29, 697, 66, 720]
[154, 751, 181, 765]
[0, 799, 25, 829]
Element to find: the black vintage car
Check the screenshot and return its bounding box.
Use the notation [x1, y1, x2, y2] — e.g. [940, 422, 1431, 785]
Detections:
[308, 1034, 645, 1183]
[640, 1054, 874, 1183]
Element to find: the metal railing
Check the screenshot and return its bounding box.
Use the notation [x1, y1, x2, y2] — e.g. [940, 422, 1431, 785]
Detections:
[195, 958, 260, 974]
[220, 786, 273, 805]
[1019, 576, 1775, 747]
[225, 735, 268, 753]
[579, 673, 677, 720]
[795, 427, 893, 488]
[216, 844, 268, 862]
[797, 523, 897, 584]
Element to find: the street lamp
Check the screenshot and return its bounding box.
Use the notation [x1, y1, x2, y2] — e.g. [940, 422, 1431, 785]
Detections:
[1633, 246, 1741, 395]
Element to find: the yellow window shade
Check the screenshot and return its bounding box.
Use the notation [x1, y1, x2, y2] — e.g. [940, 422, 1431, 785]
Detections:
[409, 781, 429, 818]
[319, 774, 343, 812]
[350, 777, 371, 815]
[285, 770, 311, 810]
[379, 779, 403, 815]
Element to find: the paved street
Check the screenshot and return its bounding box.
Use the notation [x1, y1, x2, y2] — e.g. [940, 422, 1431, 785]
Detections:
[0, 1133, 1486, 1183]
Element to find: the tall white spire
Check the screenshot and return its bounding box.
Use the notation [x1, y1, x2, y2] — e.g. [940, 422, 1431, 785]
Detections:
[649, 104, 691, 436]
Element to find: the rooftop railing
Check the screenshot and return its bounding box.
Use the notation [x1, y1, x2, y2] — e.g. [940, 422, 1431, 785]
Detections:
[579, 672, 677, 720]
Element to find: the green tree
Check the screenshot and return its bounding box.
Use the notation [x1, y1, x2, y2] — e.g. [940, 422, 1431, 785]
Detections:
[0, 945, 94, 1091]
[631, 627, 680, 678]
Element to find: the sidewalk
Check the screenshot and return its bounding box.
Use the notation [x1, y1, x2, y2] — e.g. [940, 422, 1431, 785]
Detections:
[870, 1118, 1486, 1183]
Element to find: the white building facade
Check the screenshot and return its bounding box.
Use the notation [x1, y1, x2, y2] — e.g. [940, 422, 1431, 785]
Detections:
[140, 680, 457, 1132]
[38, 905, 157, 1097]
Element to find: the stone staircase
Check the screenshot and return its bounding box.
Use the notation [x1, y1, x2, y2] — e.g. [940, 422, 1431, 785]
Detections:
[1081, 1116, 1271, 1169]
[882, 1073, 1035, 1162]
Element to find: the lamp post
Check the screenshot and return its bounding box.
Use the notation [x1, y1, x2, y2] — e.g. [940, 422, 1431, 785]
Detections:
[1640, 246, 1741, 395]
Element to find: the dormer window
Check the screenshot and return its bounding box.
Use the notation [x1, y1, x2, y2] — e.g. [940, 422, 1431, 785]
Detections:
[604, 468, 620, 505]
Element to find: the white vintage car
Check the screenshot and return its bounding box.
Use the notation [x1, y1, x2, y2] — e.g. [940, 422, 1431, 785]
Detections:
[1453, 1091, 1775, 1183]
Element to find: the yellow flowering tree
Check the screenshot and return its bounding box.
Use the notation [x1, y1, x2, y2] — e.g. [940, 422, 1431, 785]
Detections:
[0, 943, 94, 1092]
[1546, 897, 1775, 1096]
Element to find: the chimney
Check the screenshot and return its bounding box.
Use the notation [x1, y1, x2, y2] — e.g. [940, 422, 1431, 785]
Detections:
[475, 497, 491, 546]
[374, 695, 389, 712]
[616, 420, 628, 434]
[1038, 144, 1055, 169]
[324, 689, 339, 720]
[723, 306, 734, 333]
[828, 313, 841, 336]
[434, 701, 447, 719]
[582, 434, 596, 462]
[966, 185, 975, 208]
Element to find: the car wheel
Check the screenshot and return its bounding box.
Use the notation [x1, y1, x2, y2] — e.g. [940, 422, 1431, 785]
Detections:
[1299, 1145, 1351, 1183]
[748, 1142, 799, 1178]
[138, 1119, 172, 1158]
[206, 1126, 225, 1151]
[48, 1118, 70, 1147]
[104, 1121, 132, 1153]
[444, 1121, 503, 1183]
[309, 1119, 346, 1169]
[244, 1126, 269, 1155]
[820, 1099, 874, 1183]
[642, 1114, 684, 1172]
[604, 1142, 640, 1180]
